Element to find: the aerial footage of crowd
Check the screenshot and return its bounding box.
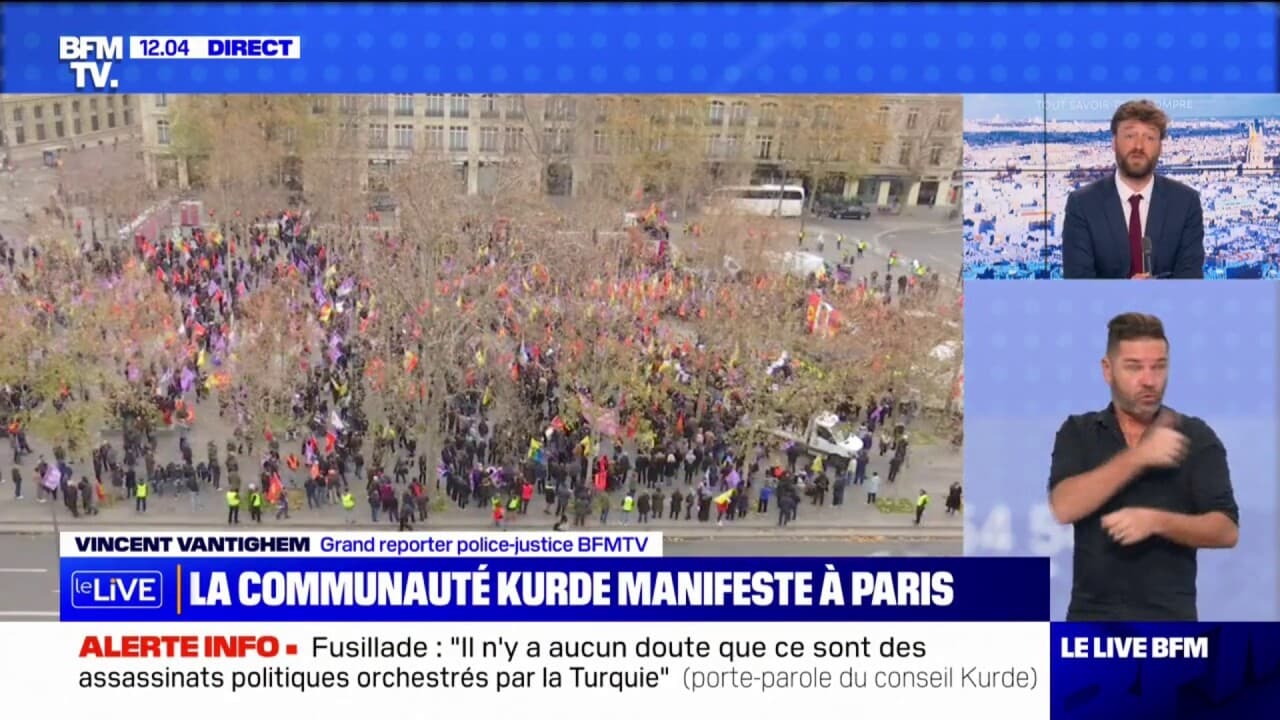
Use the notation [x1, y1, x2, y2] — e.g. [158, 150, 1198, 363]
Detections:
[1, 200, 958, 531]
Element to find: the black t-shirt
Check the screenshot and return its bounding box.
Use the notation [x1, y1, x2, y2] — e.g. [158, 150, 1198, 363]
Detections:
[1048, 404, 1239, 621]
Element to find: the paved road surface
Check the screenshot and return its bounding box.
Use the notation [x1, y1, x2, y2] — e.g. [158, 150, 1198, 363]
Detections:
[0, 534, 959, 620]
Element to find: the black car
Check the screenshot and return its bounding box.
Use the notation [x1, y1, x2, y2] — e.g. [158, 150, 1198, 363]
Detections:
[827, 200, 871, 220]
[811, 197, 870, 220]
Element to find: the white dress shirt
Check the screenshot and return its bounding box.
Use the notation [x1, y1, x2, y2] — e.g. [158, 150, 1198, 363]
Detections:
[1115, 170, 1154, 237]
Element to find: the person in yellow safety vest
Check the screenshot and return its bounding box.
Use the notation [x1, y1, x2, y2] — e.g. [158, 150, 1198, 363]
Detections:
[621, 491, 636, 525]
[797, 230, 806, 248]
[836, 233, 845, 251]
[226, 489, 240, 525]
[134, 479, 149, 513]
[857, 240, 867, 256]
[811, 454, 825, 475]
[914, 490, 930, 526]
[248, 485, 264, 523]
[341, 492, 356, 524]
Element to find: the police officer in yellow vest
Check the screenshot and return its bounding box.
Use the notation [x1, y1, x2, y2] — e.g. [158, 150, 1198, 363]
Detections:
[341, 491, 356, 524]
[134, 479, 149, 513]
[249, 484, 264, 523]
[621, 492, 636, 525]
[226, 489, 240, 525]
[914, 490, 930, 526]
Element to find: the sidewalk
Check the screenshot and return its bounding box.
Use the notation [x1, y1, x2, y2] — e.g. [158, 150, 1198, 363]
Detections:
[0, 492, 961, 540]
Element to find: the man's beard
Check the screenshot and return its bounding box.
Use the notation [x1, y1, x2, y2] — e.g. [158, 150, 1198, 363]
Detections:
[1117, 151, 1157, 179]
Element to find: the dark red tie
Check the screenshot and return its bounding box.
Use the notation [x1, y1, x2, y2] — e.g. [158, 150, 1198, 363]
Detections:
[1128, 194, 1144, 277]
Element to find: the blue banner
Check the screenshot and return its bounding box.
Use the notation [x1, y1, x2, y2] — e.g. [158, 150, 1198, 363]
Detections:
[59, 556, 1050, 622]
[3, 2, 1276, 93]
[1052, 623, 1280, 720]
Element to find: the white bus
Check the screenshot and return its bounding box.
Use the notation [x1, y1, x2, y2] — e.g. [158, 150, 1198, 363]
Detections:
[707, 184, 806, 217]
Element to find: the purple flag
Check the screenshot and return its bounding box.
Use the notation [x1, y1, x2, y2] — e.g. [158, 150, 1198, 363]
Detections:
[337, 277, 356, 297]
[42, 465, 62, 492]
[180, 367, 196, 393]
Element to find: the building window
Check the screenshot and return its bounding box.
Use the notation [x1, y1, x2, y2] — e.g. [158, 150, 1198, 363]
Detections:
[33, 105, 43, 120]
[395, 124, 413, 149]
[480, 126, 498, 152]
[595, 98, 613, 122]
[905, 108, 920, 130]
[898, 143, 912, 165]
[13, 126, 23, 145]
[869, 143, 883, 164]
[53, 102, 62, 118]
[593, 129, 609, 155]
[426, 125, 444, 150]
[756, 135, 773, 160]
[706, 134, 718, 156]
[11, 107, 21, 123]
[814, 104, 832, 128]
[876, 105, 890, 127]
[935, 109, 952, 131]
[613, 129, 634, 153]
[89, 98, 98, 112]
[155, 94, 168, 108]
[91, 115, 100, 132]
[339, 95, 359, 114]
[157, 119, 171, 145]
[675, 101, 693, 124]
[73, 118, 82, 135]
[425, 94, 444, 117]
[368, 123, 388, 149]
[507, 96, 525, 119]
[449, 94, 469, 118]
[394, 94, 413, 116]
[929, 144, 944, 166]
[758, 102, 777, 126]
[108, 112, 116, 128]
[369, 95, 388, 114]
[707, 100, 725, 125]
[504, 126, 524, 153]
[545, 96, 576, 121]
[124, 109, 132, 126]
[72, 100, 81, 114]
[544, 127, 572, 153]
[729, 101, 748, 126]
[479, 94, 499, 117]
[449, 125, 468, 151]
[339, 122, 357, 145]
[312, 97, 328, 114]
[725, 134, 740, 157]
[55, 120, 65, 138]
[36, 124, 46, 142]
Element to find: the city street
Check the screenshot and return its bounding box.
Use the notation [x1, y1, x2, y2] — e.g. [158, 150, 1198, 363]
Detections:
[0, 533, 961, 620]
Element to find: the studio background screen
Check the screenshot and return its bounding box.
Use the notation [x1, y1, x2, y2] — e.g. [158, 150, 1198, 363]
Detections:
[963, 94, 1280, 279]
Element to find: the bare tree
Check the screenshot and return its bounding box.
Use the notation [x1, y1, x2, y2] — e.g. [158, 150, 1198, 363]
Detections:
[168, 95, 320, 214]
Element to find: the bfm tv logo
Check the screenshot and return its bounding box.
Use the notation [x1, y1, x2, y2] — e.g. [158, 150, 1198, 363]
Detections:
[70, 571, 164, 610]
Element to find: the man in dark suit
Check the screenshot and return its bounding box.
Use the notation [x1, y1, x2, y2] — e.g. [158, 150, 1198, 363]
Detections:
[1061, 100, 1205, 279]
